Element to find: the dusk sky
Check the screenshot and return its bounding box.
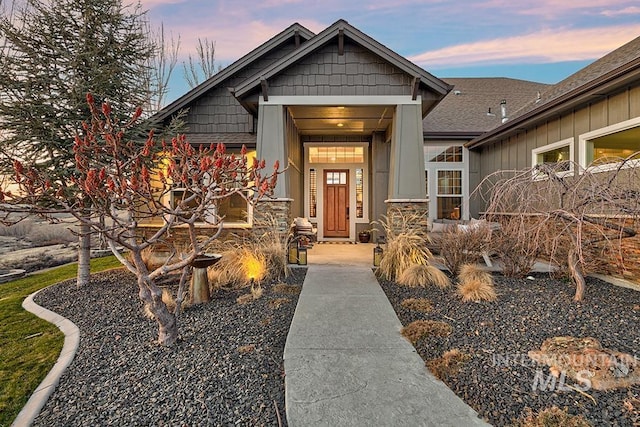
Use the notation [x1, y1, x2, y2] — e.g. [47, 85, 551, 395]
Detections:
[141, 0, 640, 105]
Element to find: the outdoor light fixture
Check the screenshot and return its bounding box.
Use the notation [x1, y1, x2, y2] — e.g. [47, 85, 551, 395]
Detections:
[373, 240, 383, 267]
[298, 246, 308, 265]
[288, 241, 298, 264]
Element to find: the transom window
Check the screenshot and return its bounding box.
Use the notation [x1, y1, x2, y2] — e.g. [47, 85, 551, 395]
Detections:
[309, 146, 364, 164]
[424, 145, 463, 163]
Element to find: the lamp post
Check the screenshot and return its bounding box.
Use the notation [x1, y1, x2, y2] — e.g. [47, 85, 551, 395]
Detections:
[288, 240, 299, 264]
[373, 240, 383, 267]
[298, 245, 307, 265]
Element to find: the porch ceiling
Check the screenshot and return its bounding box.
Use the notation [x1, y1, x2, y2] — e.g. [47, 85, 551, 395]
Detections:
[288, 105, 394, 135]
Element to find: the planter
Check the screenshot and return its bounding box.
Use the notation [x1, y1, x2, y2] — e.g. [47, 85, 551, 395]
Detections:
[358, 231, 371, 243]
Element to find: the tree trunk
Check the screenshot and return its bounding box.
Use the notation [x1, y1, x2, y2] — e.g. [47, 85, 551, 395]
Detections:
[568, 248, 586, 301]
[138, 274, 178, 346]
[77, 220, 91, 287]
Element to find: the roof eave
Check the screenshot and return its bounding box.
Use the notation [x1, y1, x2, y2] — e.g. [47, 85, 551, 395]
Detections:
[152, 23, 315, 122]
[233, 20, 452, 100]
[466, 57, 640, 150]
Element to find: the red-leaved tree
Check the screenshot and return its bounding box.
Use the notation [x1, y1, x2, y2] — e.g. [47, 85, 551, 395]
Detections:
[1, 94, 280, 345]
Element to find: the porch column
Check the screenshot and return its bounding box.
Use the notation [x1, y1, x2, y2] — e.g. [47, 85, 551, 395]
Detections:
[386, 102, 429, 238]
[388, 103, 426, 199]
[256, 101, 289, 199]
[254, 101, 292, 236]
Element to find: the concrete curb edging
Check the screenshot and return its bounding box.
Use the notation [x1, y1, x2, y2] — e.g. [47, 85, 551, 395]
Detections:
[11, 290, 80, 427]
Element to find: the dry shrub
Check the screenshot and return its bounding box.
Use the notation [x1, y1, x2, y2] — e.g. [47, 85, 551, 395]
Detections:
[491, 217, 544, 278]
[374, 210, 432, 281]
[272, 283, 301, 295]
[623, 393, 640, 425]
[439, 224, 492, 274]
[459, 264, 492, 284]
[514, 406, 591, 427]
[27, 223, 76, 245]
[269, 297, 290, 309]
[397, 264, 450, 289]
[128, 246, 171, 272]
[0, 219, 34, 238]
[401, 298, 433, 313]
[455, 265, 497, 302]
[250, 212, 290, 280]
[236, 293, 253, 305]
[237, 344, 256, 354]
[401, 320, 452, 344]
[210, 247, 267, 288]
[250, 283, 263, 300]
[456, 279, 497, 302]
[426, 349, 470, 380]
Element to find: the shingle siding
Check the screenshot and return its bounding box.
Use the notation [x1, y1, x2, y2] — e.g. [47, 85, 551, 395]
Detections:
[180, 41, 299, 135]
[266, 41, 418, 97]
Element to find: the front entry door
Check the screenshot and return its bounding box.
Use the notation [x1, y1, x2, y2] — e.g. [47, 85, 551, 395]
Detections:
[323, 170, 349, 238]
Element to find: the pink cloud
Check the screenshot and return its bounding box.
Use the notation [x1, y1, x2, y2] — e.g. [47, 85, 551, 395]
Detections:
[408, 25, 640, 68]
[601, 6, 640, 16]
[170, 18, 325, 63]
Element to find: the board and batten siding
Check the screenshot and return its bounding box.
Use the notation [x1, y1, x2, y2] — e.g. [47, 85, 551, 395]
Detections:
[477, 85, 640, 179]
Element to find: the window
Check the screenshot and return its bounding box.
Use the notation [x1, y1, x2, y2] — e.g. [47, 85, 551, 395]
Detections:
[425, 171, 428, 196]
[579, 117, 640, 170]
[326, 171, 347, 184]
[309, 169, 317, 217]
[532, 138, 574, 177]
[166, 149, 254, 225]
[424, 145, 463, 163]
[355, 168, 363, 218]
[436, 170, 462, 219]
[309, 146, 364, 163]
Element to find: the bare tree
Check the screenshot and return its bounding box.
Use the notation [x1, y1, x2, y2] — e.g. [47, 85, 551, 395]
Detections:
[1, 95, 280, 345]
[183, 38, 220, 88]
[476, 155, 640, 301]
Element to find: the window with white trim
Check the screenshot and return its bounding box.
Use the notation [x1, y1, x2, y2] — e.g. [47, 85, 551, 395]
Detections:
[436, 170, 462, 220]
[166, 149, 255, 225]
[532, 138, 574, 177]
[579, 117, 640, 171]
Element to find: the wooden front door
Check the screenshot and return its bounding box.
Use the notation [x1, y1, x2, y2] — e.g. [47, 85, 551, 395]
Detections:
[323, 170, 349, 238]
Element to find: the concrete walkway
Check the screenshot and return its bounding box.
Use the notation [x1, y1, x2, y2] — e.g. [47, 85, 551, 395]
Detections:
[284, 243, 489, 426]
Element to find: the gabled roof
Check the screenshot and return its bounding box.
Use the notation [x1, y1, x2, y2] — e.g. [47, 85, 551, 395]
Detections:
[423, 78, 550, 135]
[154, 23, 315, 122]
[468, 35, 640, 148]
[233, 19, 452, 99]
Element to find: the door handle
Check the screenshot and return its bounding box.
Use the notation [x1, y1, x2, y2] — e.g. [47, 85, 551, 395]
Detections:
[346, 206, 349, 219]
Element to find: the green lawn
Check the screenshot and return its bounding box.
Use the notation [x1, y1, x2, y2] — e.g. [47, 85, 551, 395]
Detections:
[0, 256, 122, 427]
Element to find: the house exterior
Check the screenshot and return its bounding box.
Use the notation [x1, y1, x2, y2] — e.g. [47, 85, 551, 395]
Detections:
[155, 19, 640, 274]
[465, 35, 640, 279]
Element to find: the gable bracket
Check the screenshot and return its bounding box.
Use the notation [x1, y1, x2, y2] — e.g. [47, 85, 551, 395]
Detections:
[294, 30, 301, 49]
[411, 76, 421, 100]
[338, 29, 344, 56]
[260, 77, 269, 102]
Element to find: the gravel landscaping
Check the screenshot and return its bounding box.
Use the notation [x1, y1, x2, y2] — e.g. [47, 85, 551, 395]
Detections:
[380, 273, 640, 426]
[32, 267, 306, 426]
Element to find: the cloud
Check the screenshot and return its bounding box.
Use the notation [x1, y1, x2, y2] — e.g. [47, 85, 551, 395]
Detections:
[601, 6, 640, 16]
[138, 0, 190, 7]
[408, 25, 640, 68]
[479, 0, 637, 17]
[169, 18, 325, 64]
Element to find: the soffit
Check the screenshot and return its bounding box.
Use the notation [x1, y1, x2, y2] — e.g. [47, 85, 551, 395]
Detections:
[288, 105, 394, 136]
